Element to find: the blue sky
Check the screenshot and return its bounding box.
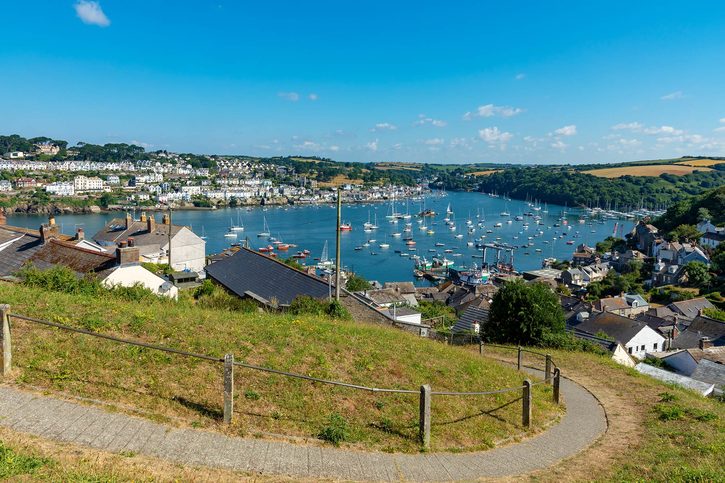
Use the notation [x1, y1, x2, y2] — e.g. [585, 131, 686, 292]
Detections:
[2, 1, 725, 164]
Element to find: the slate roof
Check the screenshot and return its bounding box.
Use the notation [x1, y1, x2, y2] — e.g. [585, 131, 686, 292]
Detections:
[668, 298, 715, 320]
[92, 218, 184, 249]
[453, 306, 489, 334]
[29, 239, 117, 277]
[595, 297, 630, 312]
[672, 316, 725, 349]
[569, 329, 619, 353]
[647, 306, 677, 320]
[0, 227, 44, 277]
[686, 346, 725, 364]
[575, 311, 655, 344]
[690, 359, 725, 389]
[205, 247, 330, 306]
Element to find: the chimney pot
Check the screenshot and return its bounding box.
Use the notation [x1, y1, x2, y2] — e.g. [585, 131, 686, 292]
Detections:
[0, 210, 6, 226]
[128, 237, 135, 247]
[140, 212, 147, 223]
[162, 213, 170, 225]
[76, 228, 84, 241]
[699, 337, 712, 350]
[125, 213, 133, 229]
[40, 222, 60, 244]
[119, 240, 128, 248]
[49, 215, 56, 226]
[147, 214, 156, 233]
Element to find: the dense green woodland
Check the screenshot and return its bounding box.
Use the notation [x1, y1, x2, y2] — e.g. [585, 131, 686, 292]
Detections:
[477, 166, 724, 209]
[655, 185, 725, 232]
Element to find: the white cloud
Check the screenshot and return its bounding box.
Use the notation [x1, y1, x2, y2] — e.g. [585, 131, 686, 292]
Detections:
[720, 118, 725, 123]
[464, 104, 523, 120]
[478, 127, 513, 144]
[74, 1, 110, 27]
[714, 126, 725, 133]
[366, 139, 379, 151]
[308, 93, 318, 101]
[612, 122, 643, 131]
[414, 114, 447, 127]
[613, 122, 685, 136]
[661, 91, 683, 101]
[551, 140, 568, 150]
[371, 122, 397, 132]
[515, 73, 526, 80]
[423, 138, 444, 146]
[554, 125, 577, 136]
[657, 134, 707, 144]
[278, 92, 300, 102]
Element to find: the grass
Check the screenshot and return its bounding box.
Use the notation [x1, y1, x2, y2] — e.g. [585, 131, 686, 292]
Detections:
[469, 169, 500, 176]
[317, 173, 364, 187]
[477, 345, 725, 482]
[582, 164, 713, 178]
[0, 282, 560, 453]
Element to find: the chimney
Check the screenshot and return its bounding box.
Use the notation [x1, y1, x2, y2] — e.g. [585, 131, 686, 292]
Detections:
[116, 240, 140, 266]
[76, 228, 84, 241]
[125, 213, 133, 229]
[39, 222, 60, 244]
[140, 212, 147, 223]
[162, 213, 170, 225]
[699, 337, 713, 350]
[48, 214, 56, 226]
[0, 210, 6, 226]
[147, 214, 156, 233]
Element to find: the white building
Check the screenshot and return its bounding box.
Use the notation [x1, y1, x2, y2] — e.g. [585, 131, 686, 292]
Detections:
[0, 180, 12, 192]
[74, 175, 104, 192]
[45, 182, 75, 196]
[8, 151, 25, 159]
[573, 311, 665, 359]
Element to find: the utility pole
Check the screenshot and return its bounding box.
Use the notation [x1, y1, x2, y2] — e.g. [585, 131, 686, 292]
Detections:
[168, 206, 172, 271]
[335, 188, 342, 301]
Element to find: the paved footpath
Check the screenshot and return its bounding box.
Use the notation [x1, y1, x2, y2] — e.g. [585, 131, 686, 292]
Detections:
[0, 374, 606, 481]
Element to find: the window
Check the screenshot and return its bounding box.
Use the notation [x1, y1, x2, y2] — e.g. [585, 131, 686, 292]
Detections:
[641, 345, 645, 351]
[628, 347, 633, 354]
[653, 343, 658, 351]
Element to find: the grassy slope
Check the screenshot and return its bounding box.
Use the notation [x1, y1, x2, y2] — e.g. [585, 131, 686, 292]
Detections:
[0, 283, 558, 453]
[478, 345, 724, 482]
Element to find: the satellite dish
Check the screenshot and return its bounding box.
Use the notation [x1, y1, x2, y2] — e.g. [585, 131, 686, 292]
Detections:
[160, 282, 173, 293]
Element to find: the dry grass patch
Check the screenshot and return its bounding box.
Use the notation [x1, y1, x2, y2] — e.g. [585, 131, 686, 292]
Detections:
[675, 158, 725, 167]
[583, 165, 713, 178]
[0, 283, 560, 453]
[318, 174, 364, 187]
[470, 170, 500, 177]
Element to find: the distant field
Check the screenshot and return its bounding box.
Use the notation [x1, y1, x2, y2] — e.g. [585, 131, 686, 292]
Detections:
[675, 158, 725, 167]
[470, 170, 500, 176]
[583, 165, 713, 178]
[375, 162, 422, 172]
[318, 174, 364, 187]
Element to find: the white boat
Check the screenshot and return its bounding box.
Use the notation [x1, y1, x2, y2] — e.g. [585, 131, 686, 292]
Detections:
[317, 241, 333, 268]
[230, 211, 244, 232]
[392, 232, 402, 237]
[224, 230, 237, 238]
[257, 216, 271, 237]
[200, 226, 207, 240]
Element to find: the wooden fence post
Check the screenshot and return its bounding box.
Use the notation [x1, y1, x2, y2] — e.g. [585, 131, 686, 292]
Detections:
[419, 384, 431, 450]
[553, 368, 561, 404]
[545, 354, 552, 385]
[479, 341, 484, 356]
[522, 379, 532, 428]
[517, 346, 522, 371]
[223, 353, 234, 424]
[1, 305, 11, 377]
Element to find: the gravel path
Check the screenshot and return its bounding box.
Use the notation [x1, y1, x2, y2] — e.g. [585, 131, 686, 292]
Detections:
[0, 373, 606, 481]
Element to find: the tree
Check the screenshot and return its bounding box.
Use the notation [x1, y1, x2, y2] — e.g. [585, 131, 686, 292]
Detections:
[668, 224, 703, 243]
[697, 207, 712, 222]
[684, 261, 712, 289]
[484, 279, 565, 345]
[346, 274, 372, 292]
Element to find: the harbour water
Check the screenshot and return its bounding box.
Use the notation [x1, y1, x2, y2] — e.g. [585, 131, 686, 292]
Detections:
[7, 191, 633, 284]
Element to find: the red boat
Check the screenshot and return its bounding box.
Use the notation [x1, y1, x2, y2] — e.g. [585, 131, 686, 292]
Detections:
[340, 223, 353, 231]
[277, 243, 290, 251]
[258, 245, 274, 253]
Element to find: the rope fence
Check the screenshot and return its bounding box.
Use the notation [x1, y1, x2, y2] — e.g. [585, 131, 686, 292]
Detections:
[0, 305, 563, 450]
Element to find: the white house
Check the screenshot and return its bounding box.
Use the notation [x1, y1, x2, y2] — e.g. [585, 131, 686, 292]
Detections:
[73, 175, 105, 192]
[386, 306, 422, 325]
[92, 212, 206, 272]
[102, 264, 178, 299]
[45, 182, 75, 196]
[574, 311, 666, 359]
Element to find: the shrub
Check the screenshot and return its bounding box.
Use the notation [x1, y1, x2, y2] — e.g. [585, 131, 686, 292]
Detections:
[318, 413, 349, 446]
[326, 299, 351, 319]
[193, 279, 216, 299]
[346, 274, 372, 292]
[244, 390, 260, 401]
[289, 296, 327, 316]
[197, 290, 257, 313]
[655, 404, 685, 421]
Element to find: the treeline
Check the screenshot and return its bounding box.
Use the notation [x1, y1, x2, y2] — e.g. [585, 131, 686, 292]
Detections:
[262, 156, 417, 186]
[0, 134, 68, 155]
[655, 186, 725, 233]
[477, 166, 725, 209]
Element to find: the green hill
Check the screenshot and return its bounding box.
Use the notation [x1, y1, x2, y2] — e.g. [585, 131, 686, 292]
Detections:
[0, 282, 559, 453]
[655, 185, 725, 233]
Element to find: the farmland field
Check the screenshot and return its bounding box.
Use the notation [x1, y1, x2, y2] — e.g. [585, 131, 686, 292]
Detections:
[583, 164, 712, 178]
[675, 158, 725, 167]
[470, 169, 500, 176]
